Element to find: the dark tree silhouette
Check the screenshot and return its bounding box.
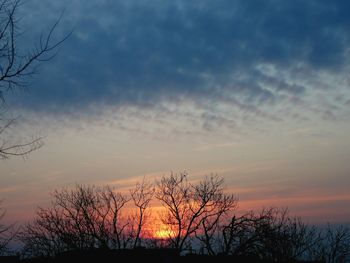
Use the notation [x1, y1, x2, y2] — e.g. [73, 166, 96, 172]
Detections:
[0, 201, 16, 255]
[310, 224, 350, 263]
[195, 180, 237, 255]
[129, 177, 154, 248]
[155, 173, 237, 252]
[219, 208, 317, 262]
[0, 0, 68, 160]
[20, 185, 130, 257]
[17, 176, 350, 262]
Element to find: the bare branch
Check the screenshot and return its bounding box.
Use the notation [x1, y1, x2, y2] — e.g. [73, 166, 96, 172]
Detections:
[0, 0, 69, 161]
[130, 177, 154, 248]
[155, 173, 237, 252]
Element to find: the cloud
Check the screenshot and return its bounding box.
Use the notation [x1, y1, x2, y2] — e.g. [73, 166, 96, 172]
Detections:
[7, 0, 350, 131]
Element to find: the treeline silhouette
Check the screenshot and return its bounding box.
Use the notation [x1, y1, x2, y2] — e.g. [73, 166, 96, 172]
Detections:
[1, 173, 350, 263]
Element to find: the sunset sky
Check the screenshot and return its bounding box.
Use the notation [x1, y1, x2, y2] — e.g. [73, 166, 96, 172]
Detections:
[1, 0, 350, 225]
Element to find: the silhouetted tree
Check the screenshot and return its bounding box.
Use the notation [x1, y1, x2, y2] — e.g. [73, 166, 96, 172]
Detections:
[129, 177, 154, 248]
[155, 173, 237, 252]
[0, 201, 16, 255]
[220, 210, 259, 256]
[20, 185, 130, 257]
[310, 224, 350, 263]
[17, 179, 350, 261]
[219, 208, 316, 262]
[195, 182, 237, 255]
[0, 0, 68, 160]
[251, 208, 316, 262]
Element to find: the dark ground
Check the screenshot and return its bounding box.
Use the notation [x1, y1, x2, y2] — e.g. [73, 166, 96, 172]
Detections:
[0, 249, 324, 263]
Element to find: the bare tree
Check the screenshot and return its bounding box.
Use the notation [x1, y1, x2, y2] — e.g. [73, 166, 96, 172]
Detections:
[251, 208, 315, 262]
[220, 211, 259, 256]
[17, 181, 350, 260]
[155, 173, 237, 252]
[0, 202, 10, 255]
[20, 185, 130, 257]
[102, 186, 130, 250]
[0, 0, 68, 160]
[219, 208, 317, 262]
[129, 177, 154, 248]
[195, 180, 237, 255]
[310, 224, 350, 263]
[0, 200, 16, 255]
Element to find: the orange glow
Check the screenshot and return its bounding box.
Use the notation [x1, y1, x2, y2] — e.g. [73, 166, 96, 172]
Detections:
[153, 225, 176, 239]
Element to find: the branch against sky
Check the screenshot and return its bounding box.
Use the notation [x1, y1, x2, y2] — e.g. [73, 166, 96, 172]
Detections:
[0, 0, 69, 160]
[19, 185, 130, 257]
[129, 177, 155, 248]
[16, 180, 350, 260]
[0, 200, 17, 255]
[155, 173, 237, 252]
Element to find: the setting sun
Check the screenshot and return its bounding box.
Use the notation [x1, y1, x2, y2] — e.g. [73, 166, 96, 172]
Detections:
[153, 227, 176, 239]
[1, 0, 350, 262]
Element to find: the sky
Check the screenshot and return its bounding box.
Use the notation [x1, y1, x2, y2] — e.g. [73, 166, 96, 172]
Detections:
[1, 0, 350, 225]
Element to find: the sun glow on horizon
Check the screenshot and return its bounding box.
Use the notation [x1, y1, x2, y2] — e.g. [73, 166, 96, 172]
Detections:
[153, 225, 176, 239]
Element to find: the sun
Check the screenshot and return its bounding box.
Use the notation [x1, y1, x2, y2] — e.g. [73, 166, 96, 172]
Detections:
[153, 226, 176, 239]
